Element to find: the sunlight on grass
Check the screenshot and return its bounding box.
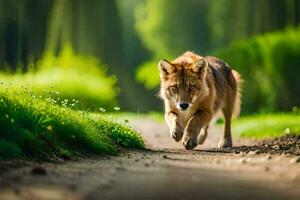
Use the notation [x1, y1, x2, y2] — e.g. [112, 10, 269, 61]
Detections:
[233, 113, 300, 139]
[0, 85, 144, 160]
[0, 45, 118, 110]
[90, 111, 164, 124]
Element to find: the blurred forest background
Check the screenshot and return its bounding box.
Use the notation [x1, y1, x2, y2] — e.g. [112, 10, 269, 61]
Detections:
[1, 0, 300, 113]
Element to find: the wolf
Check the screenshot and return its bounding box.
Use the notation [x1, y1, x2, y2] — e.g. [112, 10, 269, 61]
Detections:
[158, 51, 242, 150]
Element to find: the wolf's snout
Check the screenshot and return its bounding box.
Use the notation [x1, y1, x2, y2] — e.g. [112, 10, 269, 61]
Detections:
[179, 103, 189, 110]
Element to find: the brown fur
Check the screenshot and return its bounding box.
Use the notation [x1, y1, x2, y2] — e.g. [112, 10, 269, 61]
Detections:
[158, 51, 242, 149]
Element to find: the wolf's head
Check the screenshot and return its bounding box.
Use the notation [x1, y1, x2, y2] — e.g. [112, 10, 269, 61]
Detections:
[158, 58, 209, 111]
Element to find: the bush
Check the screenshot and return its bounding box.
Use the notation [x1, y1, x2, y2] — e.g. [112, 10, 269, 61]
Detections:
[0, 45, 118, 110]
[216, 27, 300, 113]
[136, 27, 300, 113]
[136, 60, 160, 89]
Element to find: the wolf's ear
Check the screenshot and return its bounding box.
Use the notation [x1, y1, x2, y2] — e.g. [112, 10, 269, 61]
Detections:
[158, 59, 174, 80]
[191, 58, 208, 76]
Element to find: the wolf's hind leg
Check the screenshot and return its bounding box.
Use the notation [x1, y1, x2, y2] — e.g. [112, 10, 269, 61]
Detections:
[218, 112, 233, 148]
[218, 95, 236, 148]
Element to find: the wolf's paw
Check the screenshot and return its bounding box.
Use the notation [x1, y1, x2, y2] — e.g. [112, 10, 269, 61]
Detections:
[218, 138, 232, 148]
[183, 136, 198, 150]
[197, 130, 208, 145]
[171, 130, 183, 142]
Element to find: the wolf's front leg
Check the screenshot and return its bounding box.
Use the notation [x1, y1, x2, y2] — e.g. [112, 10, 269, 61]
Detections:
[165, 112, 184, 142]
[183, 110, 212, 150]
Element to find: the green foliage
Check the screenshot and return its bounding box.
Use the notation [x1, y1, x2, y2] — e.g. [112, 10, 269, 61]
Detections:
[0, 45, 118, 110]
[233, 113, 300, 138]
[0, 140, 22, 158]
[0, 85, 144, 160]
[136, 27, 300, 112]
[135, 60, 160, 89]
[135, 0, 210, 57]
[134, 0, 300, 58]
[216, 28, 300, 112]
[3, 0, 300, 112]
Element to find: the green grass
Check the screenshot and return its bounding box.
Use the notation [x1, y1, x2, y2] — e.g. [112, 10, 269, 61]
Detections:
[91, 111, 164, 124]
[0, 45, 118, 110]
[232, 113, 300, 139]
[0, 85, 144, 160]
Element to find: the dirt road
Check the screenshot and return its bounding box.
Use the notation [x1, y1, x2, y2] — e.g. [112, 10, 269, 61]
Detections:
[1, 117, 300, 200]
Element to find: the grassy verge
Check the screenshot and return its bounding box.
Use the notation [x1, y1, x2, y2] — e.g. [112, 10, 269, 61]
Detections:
[91, 111, 164, 124]
[0, 85, 144, 160]
[232, 113, 300, 139]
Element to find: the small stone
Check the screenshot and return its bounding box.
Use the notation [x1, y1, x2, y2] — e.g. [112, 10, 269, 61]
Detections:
[31, 166, 47, 175]
[144, 163, 150, 167]
[265, 154, 272, 160]
[264, 166, 271, 172]
[290, 156, 300, 164]
[162, 155, 169, 159]
[239, 158, 247, 164]
[273, 145, 280, 150]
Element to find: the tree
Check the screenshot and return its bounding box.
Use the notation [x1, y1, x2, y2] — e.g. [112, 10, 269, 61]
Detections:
[135, 0, 211, 58]
[0, 0, 52, 71]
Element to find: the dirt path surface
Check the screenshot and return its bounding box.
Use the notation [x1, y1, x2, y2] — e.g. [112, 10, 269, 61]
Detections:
[1, 117, 300, 200]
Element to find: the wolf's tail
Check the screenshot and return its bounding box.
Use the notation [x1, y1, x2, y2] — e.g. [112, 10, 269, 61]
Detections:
[232, 69, 243, 117]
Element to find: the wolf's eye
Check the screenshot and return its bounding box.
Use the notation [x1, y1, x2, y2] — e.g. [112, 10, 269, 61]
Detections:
[170, 85, 177, 92]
